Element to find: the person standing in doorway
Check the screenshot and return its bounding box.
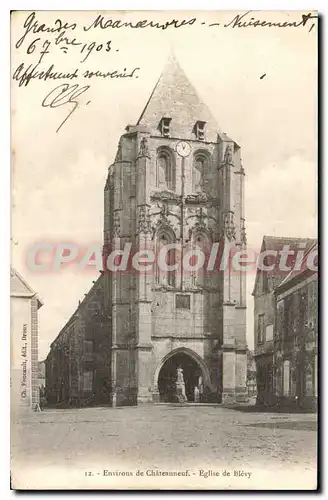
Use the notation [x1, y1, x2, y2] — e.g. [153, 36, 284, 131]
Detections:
[194, 385, 200, 403]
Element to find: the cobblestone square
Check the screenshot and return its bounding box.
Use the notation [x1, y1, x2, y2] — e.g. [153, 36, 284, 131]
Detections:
[11, 405, 317, 490]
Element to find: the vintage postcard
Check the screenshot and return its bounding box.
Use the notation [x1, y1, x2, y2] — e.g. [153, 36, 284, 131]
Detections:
[11, 10, 318, 490]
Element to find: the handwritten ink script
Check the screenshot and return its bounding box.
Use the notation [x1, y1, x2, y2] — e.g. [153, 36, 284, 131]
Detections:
[208, 11, 317, 31]
[12, 11, 317, 133]
[42, 84, 91, 133]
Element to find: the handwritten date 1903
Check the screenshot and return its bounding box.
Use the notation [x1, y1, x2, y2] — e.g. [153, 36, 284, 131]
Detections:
[42, 83, 90, 133]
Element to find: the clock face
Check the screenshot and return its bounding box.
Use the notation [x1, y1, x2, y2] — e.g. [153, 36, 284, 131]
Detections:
[176, 141, 191, 158]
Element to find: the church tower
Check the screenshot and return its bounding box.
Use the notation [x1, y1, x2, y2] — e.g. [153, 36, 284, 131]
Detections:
[103, 56, 247, 406]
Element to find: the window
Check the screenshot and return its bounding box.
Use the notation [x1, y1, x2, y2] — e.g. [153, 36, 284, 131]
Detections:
[192, 233, 210, 288]
[156, 148, 175, 191]
[283, 360, 290, 396]
[83, 371, 93, 392]
[156, 229, 176, 287]
[257, 314, 265, 344]
[159, 117, 172, 137]
[308, 281, 317, 329]
[276, 300, 284, 339]
[176, 295, 190, 309]
[84, 340, 93, 354]
[284, 294, 299, 338]
[194, 121, 206, 141]
[193, 156, 204, 193]
[193, 152, 210, 193]
[266, 324, 274, 341]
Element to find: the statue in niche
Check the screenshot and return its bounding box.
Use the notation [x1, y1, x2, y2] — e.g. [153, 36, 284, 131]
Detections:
[224, 145, 233, 165]
[175, 366, 187, 403]
[138, 137, 149, 158]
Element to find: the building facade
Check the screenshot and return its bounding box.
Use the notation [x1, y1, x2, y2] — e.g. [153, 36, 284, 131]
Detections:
[46, 57, 248, 406]
[11, 269, 43, 412]
[274, 243, 318, 409]
[253, 237, 317, 408]
[45, 276, 111, 406]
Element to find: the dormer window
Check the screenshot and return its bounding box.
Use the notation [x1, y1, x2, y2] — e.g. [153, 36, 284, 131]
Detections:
[159, 117, 172, 137]
[194, 121, 206, 141]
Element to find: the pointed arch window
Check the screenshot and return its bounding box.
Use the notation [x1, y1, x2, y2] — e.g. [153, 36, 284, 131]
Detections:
[156, 228, 176, 287]
[193, 152, 210, 193]
[156, 148, 175, 191]
[192, 232, 211, 288]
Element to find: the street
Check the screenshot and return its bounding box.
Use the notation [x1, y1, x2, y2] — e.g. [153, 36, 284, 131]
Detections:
[11, 404, 317, 490]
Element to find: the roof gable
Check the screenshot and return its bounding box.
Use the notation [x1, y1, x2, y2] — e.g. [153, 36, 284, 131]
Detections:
[252, 236, 317, 296]
[10, 268, 35, 296]
[10, 268, 43, 307]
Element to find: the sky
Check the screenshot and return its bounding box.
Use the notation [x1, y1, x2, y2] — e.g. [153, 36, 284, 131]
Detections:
[11, 11, 317, 359]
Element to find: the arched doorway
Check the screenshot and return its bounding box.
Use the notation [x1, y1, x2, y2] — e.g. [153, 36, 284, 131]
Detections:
[157, 350, 205, 403]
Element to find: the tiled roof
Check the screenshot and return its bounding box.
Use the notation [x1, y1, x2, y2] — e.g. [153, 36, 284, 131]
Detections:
[252, 236, 317, 295]
[137, 55, 225, 143]
[276, 240, 318, 291]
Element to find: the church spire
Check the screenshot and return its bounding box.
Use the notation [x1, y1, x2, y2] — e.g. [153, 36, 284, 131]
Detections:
[137, 55, 221, 142]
